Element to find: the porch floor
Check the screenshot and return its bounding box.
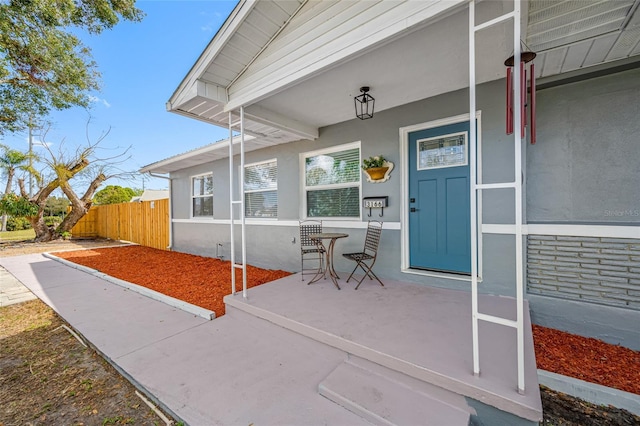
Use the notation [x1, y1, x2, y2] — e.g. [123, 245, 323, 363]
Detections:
[225, 272, 543, 422]
[1, 254, 542, 424]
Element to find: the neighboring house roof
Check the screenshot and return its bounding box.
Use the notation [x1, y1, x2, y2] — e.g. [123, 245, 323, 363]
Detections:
[148, 0, 640, 175]
[130, 190, 169, 202]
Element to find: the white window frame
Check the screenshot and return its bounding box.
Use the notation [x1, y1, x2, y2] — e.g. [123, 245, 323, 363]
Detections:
[191, 172, 213, 218]
[244, 158, 278, 220]
[300, 141, 362, 220]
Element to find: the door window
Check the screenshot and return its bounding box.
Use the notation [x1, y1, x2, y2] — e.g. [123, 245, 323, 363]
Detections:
[417, 131, 467, 170]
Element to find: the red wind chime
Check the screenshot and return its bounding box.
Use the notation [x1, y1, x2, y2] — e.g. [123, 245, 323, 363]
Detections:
[505, 49, 537, 144]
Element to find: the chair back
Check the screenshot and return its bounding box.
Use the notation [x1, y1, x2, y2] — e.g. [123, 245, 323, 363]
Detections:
[300, 220, 322, 248]
[363, 220, 383, 255]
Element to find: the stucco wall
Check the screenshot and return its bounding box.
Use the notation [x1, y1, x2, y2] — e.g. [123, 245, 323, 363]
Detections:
[167, 69, 640, 347]
[527, 68, 640, 224]
[169, 78, 518, 295]
[524, 68, 640, 348]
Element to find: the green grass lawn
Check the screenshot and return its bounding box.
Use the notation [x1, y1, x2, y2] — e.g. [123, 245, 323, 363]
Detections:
[0, 229, 35, 242]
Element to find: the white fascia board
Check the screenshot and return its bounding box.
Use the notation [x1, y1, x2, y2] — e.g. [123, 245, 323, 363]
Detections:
[244, 104, 318, 140]
[165, 107, 225, 128]
[166, 80, 227, 116]
[140, 135, 256, 174]
[167, 80, 228, 113]
[167, 0, 257, 109]
[225, 0, 466, 111]
[139, 142, 228, 174]
[196, 80, 227, 103]
[166, 81, 228, 130]
[166, 81, 198, 112]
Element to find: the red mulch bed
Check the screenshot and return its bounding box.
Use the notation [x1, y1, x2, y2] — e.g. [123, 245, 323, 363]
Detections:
[54, 245, 291, 316]
[533, 324, 640, 395]
[55, 245, 640, 396]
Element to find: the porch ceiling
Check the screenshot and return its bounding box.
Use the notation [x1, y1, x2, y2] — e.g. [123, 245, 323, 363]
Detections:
[158, 0, 640, 175]
[528, 0, 640, 78]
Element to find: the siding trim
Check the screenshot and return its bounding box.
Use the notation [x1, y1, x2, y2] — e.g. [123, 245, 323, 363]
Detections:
[173, 218, 401, 230]
[483, 224, 640, 238]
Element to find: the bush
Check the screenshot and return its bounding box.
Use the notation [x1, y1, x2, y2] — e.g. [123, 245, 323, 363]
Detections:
[6, 216, 32, 231]
[44, 216, 61, 227]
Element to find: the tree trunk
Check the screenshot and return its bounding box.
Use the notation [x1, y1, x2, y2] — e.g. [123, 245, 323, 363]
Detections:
[18, 178, 59, 241]
[56, 173, 105, 236]
[30, 214, 56, 242]
[1, 168, 15, 232]
[57, 203, 87, 234]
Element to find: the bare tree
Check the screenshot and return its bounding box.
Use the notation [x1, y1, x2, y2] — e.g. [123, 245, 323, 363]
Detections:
[18, 124, 132, 241]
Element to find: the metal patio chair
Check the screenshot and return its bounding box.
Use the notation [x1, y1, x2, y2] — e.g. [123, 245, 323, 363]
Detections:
[342, 220, 384, 289]
[299, 220, 325, 281]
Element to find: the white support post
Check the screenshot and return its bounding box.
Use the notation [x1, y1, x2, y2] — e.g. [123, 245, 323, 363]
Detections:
[228, 109, 248, 299]
[228, 112, 236, 295]
[513, 0, 526, 394]
[468, 0, 480, 378]
[469, 0, 526, 393]
[240, 106, 248, 299]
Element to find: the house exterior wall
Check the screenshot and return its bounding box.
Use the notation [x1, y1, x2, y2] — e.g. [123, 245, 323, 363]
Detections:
[171, 78, 519, 296]
[525, 68, 640, 349]
[527, 68, 640, 223]
[168, 68, 640, 349]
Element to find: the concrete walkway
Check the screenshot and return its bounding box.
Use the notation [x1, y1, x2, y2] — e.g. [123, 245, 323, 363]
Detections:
[0, 265, 37, 307]
[0, 254, 370, 425]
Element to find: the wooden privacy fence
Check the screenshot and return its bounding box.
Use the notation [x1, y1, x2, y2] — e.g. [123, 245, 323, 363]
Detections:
[71, 199, 169, 250]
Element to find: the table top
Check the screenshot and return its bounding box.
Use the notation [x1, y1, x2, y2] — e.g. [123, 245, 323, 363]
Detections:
[309, 232, 348, 239]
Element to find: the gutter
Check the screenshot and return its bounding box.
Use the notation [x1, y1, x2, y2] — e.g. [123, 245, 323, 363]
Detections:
[147, 172, 173, 250]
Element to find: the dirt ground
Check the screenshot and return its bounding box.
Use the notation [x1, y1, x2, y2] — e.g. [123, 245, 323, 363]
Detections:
[2, 238, 640, 425]
[0, 300, 176, 426]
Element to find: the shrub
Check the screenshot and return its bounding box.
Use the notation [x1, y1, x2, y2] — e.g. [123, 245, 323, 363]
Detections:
[44, 216, 61, 227]
[6, 216, 32, 231]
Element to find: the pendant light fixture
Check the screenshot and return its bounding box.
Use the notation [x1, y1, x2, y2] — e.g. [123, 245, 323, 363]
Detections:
[354, 86, 375, 120]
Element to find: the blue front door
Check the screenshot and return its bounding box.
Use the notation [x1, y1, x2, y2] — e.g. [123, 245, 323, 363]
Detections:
[408, 121, 471, 274]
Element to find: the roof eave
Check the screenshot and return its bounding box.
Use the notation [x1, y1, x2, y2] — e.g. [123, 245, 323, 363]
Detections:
[140, 139, 233, 174]
[167, 0, 257, 112]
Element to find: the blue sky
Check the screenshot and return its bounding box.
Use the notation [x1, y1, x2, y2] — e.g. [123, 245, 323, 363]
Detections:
[2, 0, 239, 191]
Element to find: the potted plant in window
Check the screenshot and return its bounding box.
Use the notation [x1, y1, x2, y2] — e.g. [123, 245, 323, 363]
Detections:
[362, 155, 393, 183]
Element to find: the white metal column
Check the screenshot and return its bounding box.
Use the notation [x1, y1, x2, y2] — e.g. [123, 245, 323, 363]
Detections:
[228, 107, 248, 298]
[469, 0, 525, 393]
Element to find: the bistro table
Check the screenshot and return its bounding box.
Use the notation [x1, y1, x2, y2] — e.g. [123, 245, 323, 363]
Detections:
[308, 232, 348, 289]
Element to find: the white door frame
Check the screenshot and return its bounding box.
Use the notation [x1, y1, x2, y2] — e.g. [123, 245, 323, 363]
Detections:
[398, 111, 483, 281]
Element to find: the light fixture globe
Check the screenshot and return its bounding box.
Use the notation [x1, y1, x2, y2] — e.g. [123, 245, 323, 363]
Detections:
[354, 86, 375, 120]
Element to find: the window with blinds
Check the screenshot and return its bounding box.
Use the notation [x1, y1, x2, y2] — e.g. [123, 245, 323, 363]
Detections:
[192, 173, 213, 217]
[303, 143, 361, 218]
[244, 159, 278, 218]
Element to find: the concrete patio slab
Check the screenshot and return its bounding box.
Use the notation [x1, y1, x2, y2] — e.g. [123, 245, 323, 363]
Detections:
[0, 254, 210, 360]
[225, 273, 543, 423]
[0, 254, 376, 425]
[116, 308, 371, 425]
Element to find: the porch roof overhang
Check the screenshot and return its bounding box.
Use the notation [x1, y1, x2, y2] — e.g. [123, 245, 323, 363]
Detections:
[153, 0, 640, 176]
[140, 135, 257, 174]
[166, 0, 475, 149]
